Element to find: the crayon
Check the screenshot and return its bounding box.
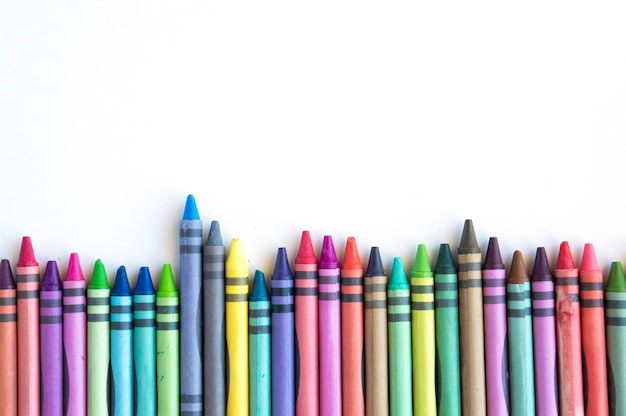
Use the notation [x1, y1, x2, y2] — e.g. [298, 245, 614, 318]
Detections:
[605, 261, 626, 415]
[294, 230, 319, 416]
[387, 257, 413, 416]
[481, 237, 509, 416]
[457, 220, 486, 415]
[110, 266, 133, 416]
[506, 250, 535, 415]
[203, 220, 226, 416]
[40, 261, 63, 416]
[16, 236, 40, 415]
[156, 264, 180, 416]
[410, 244, 436, 416]
[364, 247, 388, 416]
[318, 235, 342, 416]
[249, 270, 271, 416]
[0, 259, 17, 416]
[87, 259, 111, 416]
[554, 241, 584, 415]
[63, 252, 87, 416]
[433, 243, 462, 416]
[530, 247, 558, 416]
[271, 247, 295, 415]
[179, 194, 203, 415]
[225, 237, 250, 416]
[133, 267, 156, 416]
[579, 243, 608, 415]
[340, 237, 365, 416]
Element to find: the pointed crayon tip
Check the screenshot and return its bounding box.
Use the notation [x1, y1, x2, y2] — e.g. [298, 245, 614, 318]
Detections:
[531, 247, 552, 282]
[607, 261, 626, 292]
[157, 264, 178, 296]
[411, 244, 432, 276]
[556, 241, 576, 270]
[0, 259, 16, 289]
[319, 235, 339, 269]
[581, 243, 600, 273]
[250, 270, 269, 301]
[272, 247, 292, 280]
[66, 253, 84, 281]
[342, 237, 362, 270]
[484, 237, 505, 269]
[89, 259, 110, 290]
[112, 266, 132, 296]
[295, 231, 317, 264]
[182, 194, 200, 220]
[207, 221, 223, 246]
[434, 244, 456, 275]
[508, 250, 529, 283]
[365, 247, 384, 277]
[459, 219, 480, 253]
[388, 257, 408, 287]
[41, 261, 62, 291]
[17, 236, 38, 267]
[134, 267, 155, 295]
[226, 238, 248, 276]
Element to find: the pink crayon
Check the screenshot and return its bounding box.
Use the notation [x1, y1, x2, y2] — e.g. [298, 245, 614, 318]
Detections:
[63, 253, 87, 416]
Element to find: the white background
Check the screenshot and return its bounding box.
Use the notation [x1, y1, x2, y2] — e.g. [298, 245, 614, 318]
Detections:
[1, 1, 625, 286]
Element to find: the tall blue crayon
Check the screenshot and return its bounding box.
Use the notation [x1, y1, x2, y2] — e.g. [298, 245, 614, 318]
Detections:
[250, 270, 271, 416]
[133, 267, 156, 416]
[110, 266, 133, 416]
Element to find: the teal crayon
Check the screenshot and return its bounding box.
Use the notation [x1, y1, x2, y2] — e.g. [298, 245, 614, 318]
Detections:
[110, 266, 133, 416]
[249, 270, 271, 416]
[605, 261, 626, 416]
[133, 267, 156, 416]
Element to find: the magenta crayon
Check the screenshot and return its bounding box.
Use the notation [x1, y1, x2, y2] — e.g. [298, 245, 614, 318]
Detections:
[318, 235, 342, 416]
[63, 252, 87, 415]
[40, 260, 63, 416]
[0, 259, 18, 416]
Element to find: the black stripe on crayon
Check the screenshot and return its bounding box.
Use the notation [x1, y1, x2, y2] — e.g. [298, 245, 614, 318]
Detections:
[319, 275, 340, 285]
[506, 308, 528, 318]
[458, 263, 482, 272]
[506, 292, 526, 301]
[87, 313, 109, 322]
[606, 299, 626, 309]
[16, 273, 40, 283]
[134, 303, 155, 311]
[181, 412, 203, 416]
[387, 313, 411, 322]
[295, 271, 316, 279]
[340, 294, 364, 303]
[249, 308, 270, 318]
[532, 307, 555, 317]
[63, 304, 85, 313]
[156, 322, 179, 331]
[17, 290, 39, 299]
[40, 315, 62, 324]
[435, 282, 457, 291]
[294, 287, 318, 296]
[0, 297, 17, 306]
[369, 283, 387, 292]
[387, 296, 410, 306]
[225, 294, 247, 302]
[179, 228, 202, 238]
[271, 287, 294, 296]
[87, 297, 109, 306]
[458, 279, 482, 289]
[482, 278, 506, 288]
[483, 295, 507, 304]
[203, 254, 224, 264]
[180, 395, 203, 403]
[180, 245, 202, 254]
[411, 302, 435, 311]
[63, 288, 85, 297]
[134, 318, 155, 327]
[532, 292, 554, 301]
[364, 300, 387, 309]
[580, 282, 604, 291]
[606, 316, 626, 326]
[580, 299, 604, 308]
[226, 278, 249, 286]
[110, 321, 133, 330]
[318, 292, 340, 301]
[249, 325, 271, 335]
[341, 278, 363, 286]
[555, 277, 579, 286]
[271, 304, 295, 313]
[0, 313, 17, 322]
[156, 305, 179, 314]
[111, 305, 132, 314]
[435, 299, 458, 308]
[411, 285, 434, 294]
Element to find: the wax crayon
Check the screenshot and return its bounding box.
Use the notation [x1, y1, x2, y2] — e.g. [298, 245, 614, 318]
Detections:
[133, 267, 156, 416]
[156, 264, 180, 416]
[203, 220, 226, 416]
[179, 194, 203, 415]
[554, 241, 584, 415]
[249, 270, 271, 416]
[433, 243, 461, 416]
[87, 259, 111, 416]
[364, 247, 388, 416]
[318, 235, 342, 416]
[457, 220, 486, 415]
[110, 266, 133, 416]
[63, 252, 87, 415]
[294, 230, 319, 416]
[530, 247, 558, 416]
[271, 247, 295, 415]
[340, 237, 365, 416]
[16, 236, 40, 415]
[506, 250, 535, 415]
[605, 261, 626, 415]
[226, 237, 249, 416]
[40, 261, 63, 416]
[481, 237, 509, 416]
[579, 243, 608, 415]
[0, 259, 18, 416]
[410, 244, 436, 416]
[387, 257, 413, 416]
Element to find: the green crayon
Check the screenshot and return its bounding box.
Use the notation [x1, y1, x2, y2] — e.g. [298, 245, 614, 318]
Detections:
[87, 259, 110, 416]
[606, 261, 626, 415]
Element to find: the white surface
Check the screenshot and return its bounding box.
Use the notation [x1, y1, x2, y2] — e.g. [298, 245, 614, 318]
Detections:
[1, 1, 625, 285]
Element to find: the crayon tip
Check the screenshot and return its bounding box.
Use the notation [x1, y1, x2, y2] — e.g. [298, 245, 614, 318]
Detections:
[250, 270, 269, 301]
[434, 244, 456, 274]
[182, 194, 200, 220]
[606, 261, 626, 292]
[41, 260, 62, 291]
[342, 237, 362, 270]
[319, 235, 339, 269]
[207, 221, 223, 246]
[112, 266, 132, 296]
[295, 231, 317, 264]
[459, 219, 480, 253]
[226, 238, 248, 277]
[17, 236, 38, 267]
[365, 247, 384, 277]
[157, 264, 178, 296]
[65, 253, 85, 281]
[483, 237, 505, 269]
[388, 257, 408, 287]
[134, 267, 155, 295]
[581, 243, 600, 273]
[508, 250, 529, 283]
[411, 244, 432, 276]
[531, 247, 552, 282]
[272, 247, 292, 280]
[88, 259, 110, 290]
[556, 241, 576, 270]
[0, 259, 16, 289]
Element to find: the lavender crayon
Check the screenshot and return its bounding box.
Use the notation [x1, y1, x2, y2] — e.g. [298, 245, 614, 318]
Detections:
[40, 261, 63, 416]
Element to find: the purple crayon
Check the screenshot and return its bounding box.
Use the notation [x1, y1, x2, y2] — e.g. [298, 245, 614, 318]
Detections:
[41, 261, 63, 416]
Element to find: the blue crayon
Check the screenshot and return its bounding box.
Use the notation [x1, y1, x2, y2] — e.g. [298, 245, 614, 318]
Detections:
[133, 267, 156, 416]
[110, 266, 133, 416]
[249, 270, 271, 416]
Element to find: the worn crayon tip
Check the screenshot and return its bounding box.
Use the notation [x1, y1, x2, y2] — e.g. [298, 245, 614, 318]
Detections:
[88, 259, 110, 290]
[531, 247, 552, 282]
[411, 244, 432, 277]
[319, 235, 339, 269]
[388, 257, 408, 287]
[484, 237, 505, 269]
[365, 247, 384, 277]
[182, 194, 200, 220]
[295, 231, 317, 264]
[459, 219, 480, 254]
[17, 236, 38, 267]
[342, 237, 362, 270]
[434, 244, 456, 275]
[207, 221, 223, 246]
[134, 267, 155, 295]
[272, 247, 292, 280]
[0, 259, 16, 289]
[112, 266, 132, 296]
[250, 270, 269, 301]
[606, 261, 626, 292]
[508, 250, 529, 283]
[556, 241, 576, 270]
[41, 260, 62, 291]
[581, 243, 600, 273]
[157, 264, 178, 296]
[66, 253, 84, 281]
[226, 238, 248, 277]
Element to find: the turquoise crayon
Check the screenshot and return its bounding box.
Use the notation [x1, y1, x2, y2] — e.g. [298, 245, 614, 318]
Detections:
[249, 270, 271, 416]
[133, 267, 156, 416]
[110, 266, 133, 416]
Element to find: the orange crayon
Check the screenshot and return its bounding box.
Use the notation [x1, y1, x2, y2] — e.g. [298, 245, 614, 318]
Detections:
[0, 259, 18, 416]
